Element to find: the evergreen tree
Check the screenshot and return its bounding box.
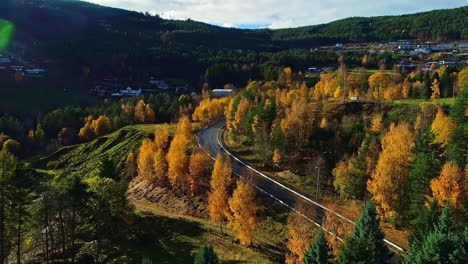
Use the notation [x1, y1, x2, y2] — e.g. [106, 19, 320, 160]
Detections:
[408, 200, 440, 249]
[406, 131, 441, 219]
[0, 149, 17, 263]
[404, 204, 467, 264]
[194, 245, 220, 264]
[98, 156, 118, 180]
[446, 87, 467, 167]
[336, 202, 388, 264]
[303, 229, 333, 264]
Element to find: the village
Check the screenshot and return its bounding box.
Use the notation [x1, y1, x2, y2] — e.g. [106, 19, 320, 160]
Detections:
[1, 40, 467, 99]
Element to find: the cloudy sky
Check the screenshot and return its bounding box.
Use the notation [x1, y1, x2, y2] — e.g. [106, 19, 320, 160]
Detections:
[86, 0, 467, 29]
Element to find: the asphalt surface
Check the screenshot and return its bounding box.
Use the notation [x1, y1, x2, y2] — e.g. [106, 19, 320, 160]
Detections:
[197, 120, 404, 254]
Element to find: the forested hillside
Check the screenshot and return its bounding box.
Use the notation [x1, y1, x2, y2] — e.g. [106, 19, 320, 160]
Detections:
[0, 0, 466, 87]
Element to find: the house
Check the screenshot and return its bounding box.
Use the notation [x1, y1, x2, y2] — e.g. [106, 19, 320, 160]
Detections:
[398, 45, 416, 50]
[458, 43, 468, 49]
[24, 68, 46, 77]
[149, 79, 169, 90]
[415, 48, 432, 55]
[10, 66, 24, 71]
[0, 57, 11, 64]
[212, 89, 235, 97]
[335, 43, 344, 47]
[306, 67, 322, 74]
[175, 85, 190, 94]
[121, 87, 142, 96]
[350, 97, 362, 101]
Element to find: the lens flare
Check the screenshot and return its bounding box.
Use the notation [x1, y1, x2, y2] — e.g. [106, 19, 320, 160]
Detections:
[0, 19, 14, 52]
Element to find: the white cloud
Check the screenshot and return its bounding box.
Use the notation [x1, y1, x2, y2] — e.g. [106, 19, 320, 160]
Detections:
[85, 0, 468, 29]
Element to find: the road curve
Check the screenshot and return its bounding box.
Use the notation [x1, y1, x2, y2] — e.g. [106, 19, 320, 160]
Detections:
[197, 120, 404, 253]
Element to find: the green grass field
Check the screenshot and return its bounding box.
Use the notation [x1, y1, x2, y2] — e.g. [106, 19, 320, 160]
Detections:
[131, 200, 286, 264]
[392, 98, 456, 105]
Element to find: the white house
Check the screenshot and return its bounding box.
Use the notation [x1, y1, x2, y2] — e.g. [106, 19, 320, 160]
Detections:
[212, 89, 235, 97]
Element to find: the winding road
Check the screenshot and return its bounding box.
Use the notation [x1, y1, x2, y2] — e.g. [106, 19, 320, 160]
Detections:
[197, 120, 404, 254]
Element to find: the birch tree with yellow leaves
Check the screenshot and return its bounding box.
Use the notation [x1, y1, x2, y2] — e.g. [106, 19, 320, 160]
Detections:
[367, 122, 415, 219]
[227, 179, 261, 246]
[430, 161, 466, 208]
[208, 154, 232, 233]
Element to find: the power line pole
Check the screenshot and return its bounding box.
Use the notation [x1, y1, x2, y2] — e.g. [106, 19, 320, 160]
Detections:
[315, 166, 320, 200]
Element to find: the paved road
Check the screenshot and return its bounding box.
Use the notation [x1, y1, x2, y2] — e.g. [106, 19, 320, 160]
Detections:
[197, 120, 404, 253]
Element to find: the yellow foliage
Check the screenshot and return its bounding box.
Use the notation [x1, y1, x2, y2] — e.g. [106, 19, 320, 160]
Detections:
[272, 149, 281, 167]
[188, 151, 211, 197]
[383, 84, 402, 100]
[430, 161, 466, 208]
[333, 86, 343, 98]
[370, 114, 384, 133]
[281, 98, 313, 150]
[155, 127, 170, 149]
[93, 115, 112, 136]
[78, 115, 95, 141]
[166, 133, 188, 188]
[431, 110, 456, 147]
[193, 97, 230, 123]
[368, 72, 391, 100]
[208, 154, 231, 224]
[134, 100, 155, 124]
[228, 180, 261, 246]
[285, 203, 316, 264]
[402, 78, 411, 98]
[153, 147, 167, 183]
[430, 79, 441, 99]
[284, 67, 293, 88]
[233, 98, 250, 133]
[176, 115, 192, 142]
[320, 117, 328, 129]
[137, 138, 157, 180]
[368, 122, 415, 219]
[457, 67, 468, 91]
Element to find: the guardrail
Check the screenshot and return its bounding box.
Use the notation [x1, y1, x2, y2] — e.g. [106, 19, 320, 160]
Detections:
[214, 125, 405, 254]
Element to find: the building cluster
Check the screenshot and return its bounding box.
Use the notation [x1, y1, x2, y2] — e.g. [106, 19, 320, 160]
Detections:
[89, 76, 191, 97]
[367, 41, 468, 56]
[0, 54, 47, 78]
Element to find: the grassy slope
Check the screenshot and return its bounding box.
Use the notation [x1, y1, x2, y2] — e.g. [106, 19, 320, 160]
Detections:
[38, 123, 287, 263]
[39, 123, 176, 179]
[132, 200, 286, 264]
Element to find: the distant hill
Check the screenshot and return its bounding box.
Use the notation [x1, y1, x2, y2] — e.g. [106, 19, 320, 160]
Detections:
[0, 0, 466, 87]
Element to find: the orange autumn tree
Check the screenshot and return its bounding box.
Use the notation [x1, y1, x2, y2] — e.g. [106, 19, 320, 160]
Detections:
[367, 122, 415, 219]
[208, 154, 232, 233]
[370, 114, 384, 133]
[430, 79, 441, 99]
[153, 147, 168, 184]
[78, 115, 95, 141]
[233, 98, 250, 134]
[155, 127, 170, 149]
[188, 151, 211, 197]
[285, 202, 316, 264]
[431, 110, 457, 148]
[93, 115, 112, 136]
[281, 98, 313, 150]
[368, 72, 391, 100]
[227, 179, 261, 246]
[137, 138, 157, 180]
[176, 115, 192, 142]
[430, 161, 466, 208]
[134, 100, 155, 124]
[166, 132, 188, 189]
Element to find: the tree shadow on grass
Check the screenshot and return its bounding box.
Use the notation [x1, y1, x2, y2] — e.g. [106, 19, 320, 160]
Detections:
[129, 212, 205, 263]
